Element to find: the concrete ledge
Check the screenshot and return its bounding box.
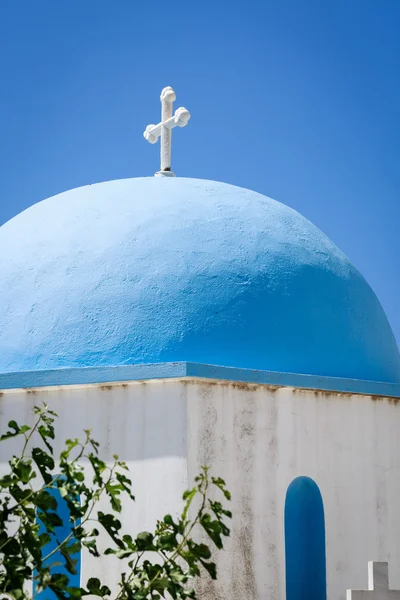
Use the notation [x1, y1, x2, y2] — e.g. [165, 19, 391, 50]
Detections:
[0, 362, 399, 398]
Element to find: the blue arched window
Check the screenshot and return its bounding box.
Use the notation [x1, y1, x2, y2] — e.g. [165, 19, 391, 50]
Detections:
[33, 478, 81, 600]
[284, 476, 326, 600]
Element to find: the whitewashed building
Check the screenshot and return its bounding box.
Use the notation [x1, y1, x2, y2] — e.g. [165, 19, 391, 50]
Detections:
[1, 88, 400, 600]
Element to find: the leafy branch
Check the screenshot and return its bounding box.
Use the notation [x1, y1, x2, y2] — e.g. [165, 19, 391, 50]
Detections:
[0, 404, 231, 600]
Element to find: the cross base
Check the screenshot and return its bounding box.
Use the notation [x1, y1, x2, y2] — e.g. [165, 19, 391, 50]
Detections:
[155, 170, 176, 178]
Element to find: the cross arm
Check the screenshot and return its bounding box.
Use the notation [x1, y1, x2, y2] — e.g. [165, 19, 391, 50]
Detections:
[143, 107, 191, 144]
[347, 562, 396, 600]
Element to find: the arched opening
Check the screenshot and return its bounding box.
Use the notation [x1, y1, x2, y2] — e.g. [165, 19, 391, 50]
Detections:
[33, 478, 81, 600]
[284, 476, 326, 600]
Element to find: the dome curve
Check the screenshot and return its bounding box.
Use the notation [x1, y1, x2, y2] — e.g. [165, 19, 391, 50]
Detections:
[0, 177, 399, 382]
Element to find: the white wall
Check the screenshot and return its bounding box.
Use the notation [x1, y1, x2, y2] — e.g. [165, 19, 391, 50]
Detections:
[0, 381, 188, 594]
[0, 378, 399, 600]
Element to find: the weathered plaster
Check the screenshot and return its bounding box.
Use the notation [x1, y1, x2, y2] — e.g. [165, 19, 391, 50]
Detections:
[1, 378, 398, 600]
[0, 362, 399, 398]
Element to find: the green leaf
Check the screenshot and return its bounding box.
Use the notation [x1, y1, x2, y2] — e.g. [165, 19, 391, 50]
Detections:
[51, 574, 70, 587]
[60, 546, 79, 575]
[88, 437, 99, 454]
[37, 510, 63, 532]
[88, 455, 107, 486]
[65, 587, 83, 599]
[0, 420, 25, 440]
[115, 548, 135, 559]
[66, 540, 81, 555]
[135, 531, 154, 551]
[6, 589, 26, 600]
[97, 512, 123, 548]
[1, 537, 21, 555]
[10, 456, 35, 484]
[163, 514, 174, 526]
[169, 569, 188, 585]
[34, 489, 58, 511]
[150, 576, 169, 595]
[60, 438, 80, 460]
[82, 538, 100, 558]
[48, 573, 71, 600]
[86, 577, 111, 597]
[211, 476, 232, 501]
[105, 482, 122, 512]
[157, 532, 177, 551]
[200, 514, 224, 549]
[0, 473, 14, 488]
[115, 471, 135, 502]
[182, 487, 197, 521]
[122, 534, 136, 549]
[10, 483, 33, 504]
[199, 559, 217, 579]
[32, 447, 55, 484]
[191, 542, 212, 559]
[39, 532, 52, 548]
[38, 423, 55, 453]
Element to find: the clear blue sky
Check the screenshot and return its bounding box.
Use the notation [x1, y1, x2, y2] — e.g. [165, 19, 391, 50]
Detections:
[1, 0, 399, 345]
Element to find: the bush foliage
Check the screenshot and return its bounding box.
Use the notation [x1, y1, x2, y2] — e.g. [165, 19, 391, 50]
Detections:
[0, 404, 231, 600]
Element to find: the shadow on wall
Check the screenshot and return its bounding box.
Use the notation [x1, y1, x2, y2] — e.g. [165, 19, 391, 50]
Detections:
[285, 476, 326, 600]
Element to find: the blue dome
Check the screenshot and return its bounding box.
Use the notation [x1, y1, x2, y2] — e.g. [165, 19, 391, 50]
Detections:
[0, 177, 399, 382]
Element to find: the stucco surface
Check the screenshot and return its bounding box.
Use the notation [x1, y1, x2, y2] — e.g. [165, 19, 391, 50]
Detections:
[0, 177, 399, 381]
[1, 379, 400, 600]
[185, 379, 400, 600]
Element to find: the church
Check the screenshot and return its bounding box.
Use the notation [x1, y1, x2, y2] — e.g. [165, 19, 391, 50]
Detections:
[0, 86, 400, 600]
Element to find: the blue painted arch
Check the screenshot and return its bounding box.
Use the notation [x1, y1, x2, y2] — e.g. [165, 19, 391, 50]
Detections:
[284, 476, 326, 600]
[0, 177, 399, 382]
[33, 479, 81, 600]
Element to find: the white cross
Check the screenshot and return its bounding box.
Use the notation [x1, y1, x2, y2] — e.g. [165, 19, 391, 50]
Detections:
[347, 562, 400, 600]
[143, 86, 190, 177]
